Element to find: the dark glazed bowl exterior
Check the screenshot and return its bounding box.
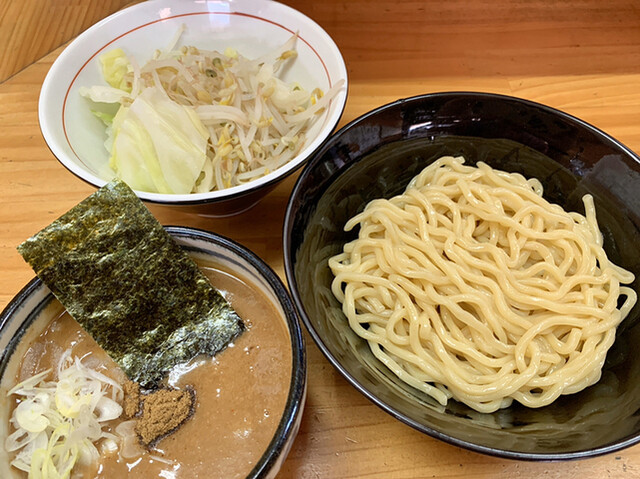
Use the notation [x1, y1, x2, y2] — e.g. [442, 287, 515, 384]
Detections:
[0, 227, 305, 478]
[283, 92, 640, 460]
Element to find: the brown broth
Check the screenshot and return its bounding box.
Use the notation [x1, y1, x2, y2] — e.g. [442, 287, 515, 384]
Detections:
[7, 262, 292, 479]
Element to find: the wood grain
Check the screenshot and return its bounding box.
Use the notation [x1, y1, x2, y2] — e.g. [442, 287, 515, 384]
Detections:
[1, 1, 640, 477]
[0, 0, 134, 82]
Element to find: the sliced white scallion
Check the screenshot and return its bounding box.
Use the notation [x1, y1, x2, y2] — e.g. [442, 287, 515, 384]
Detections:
[5, 350, 124, 479]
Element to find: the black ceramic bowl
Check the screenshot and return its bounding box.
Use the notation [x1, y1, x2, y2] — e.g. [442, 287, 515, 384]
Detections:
[283, 92, 640, 460]
[0, 227, 305, 478]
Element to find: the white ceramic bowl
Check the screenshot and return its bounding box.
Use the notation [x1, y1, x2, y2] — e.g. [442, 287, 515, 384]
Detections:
[39, 0, 348, 216]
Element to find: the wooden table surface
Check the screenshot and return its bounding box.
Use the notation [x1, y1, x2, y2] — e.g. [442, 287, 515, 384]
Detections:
[1, 0, 640, 477]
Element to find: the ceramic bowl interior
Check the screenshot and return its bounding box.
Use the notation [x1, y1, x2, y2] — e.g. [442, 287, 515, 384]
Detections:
[38, 0, 347, 214]
[0, 227, 305, 478]
[283, 92, 640, 460]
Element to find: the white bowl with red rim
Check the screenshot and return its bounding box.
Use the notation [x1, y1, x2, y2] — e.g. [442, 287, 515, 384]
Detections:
[38, 0, 348, 216]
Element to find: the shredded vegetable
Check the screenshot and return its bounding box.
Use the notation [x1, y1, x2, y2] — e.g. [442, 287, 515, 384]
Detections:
[80, 28, 344, 194]
[6, 350, 123, 479]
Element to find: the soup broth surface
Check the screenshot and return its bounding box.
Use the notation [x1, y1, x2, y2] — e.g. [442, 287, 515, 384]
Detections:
[6, 261, 292, 479]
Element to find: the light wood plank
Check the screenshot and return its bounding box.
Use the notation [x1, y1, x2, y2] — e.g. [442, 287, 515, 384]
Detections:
[0, 0, 135, 82]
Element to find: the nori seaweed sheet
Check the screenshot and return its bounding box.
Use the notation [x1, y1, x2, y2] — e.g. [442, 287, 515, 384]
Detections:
[18, 180, 244, 388]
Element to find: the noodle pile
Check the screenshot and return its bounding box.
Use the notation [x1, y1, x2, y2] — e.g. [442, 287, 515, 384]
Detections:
[329, 156, 637, 413]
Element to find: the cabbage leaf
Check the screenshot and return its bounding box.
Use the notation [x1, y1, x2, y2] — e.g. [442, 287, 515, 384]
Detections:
[100, 48, 131, 92]
[109, 87, 210, 194]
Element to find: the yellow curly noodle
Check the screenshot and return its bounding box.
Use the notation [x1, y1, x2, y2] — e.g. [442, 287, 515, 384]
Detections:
[329, 156, 637, 413]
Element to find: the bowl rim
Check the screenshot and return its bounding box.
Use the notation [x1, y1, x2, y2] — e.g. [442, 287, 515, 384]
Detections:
[0, 226, 306, 477]
[38, 0, 348, 206]
[282, 90, 640, 461]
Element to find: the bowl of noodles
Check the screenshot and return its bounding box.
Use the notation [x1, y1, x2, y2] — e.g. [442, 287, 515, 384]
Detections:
[38, 0, 348, 216]
[283, 92, 640, 459]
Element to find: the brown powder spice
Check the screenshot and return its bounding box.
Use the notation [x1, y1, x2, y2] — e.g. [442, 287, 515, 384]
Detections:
[123, 380, 195, 446]
[123, 380, 141, 418]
